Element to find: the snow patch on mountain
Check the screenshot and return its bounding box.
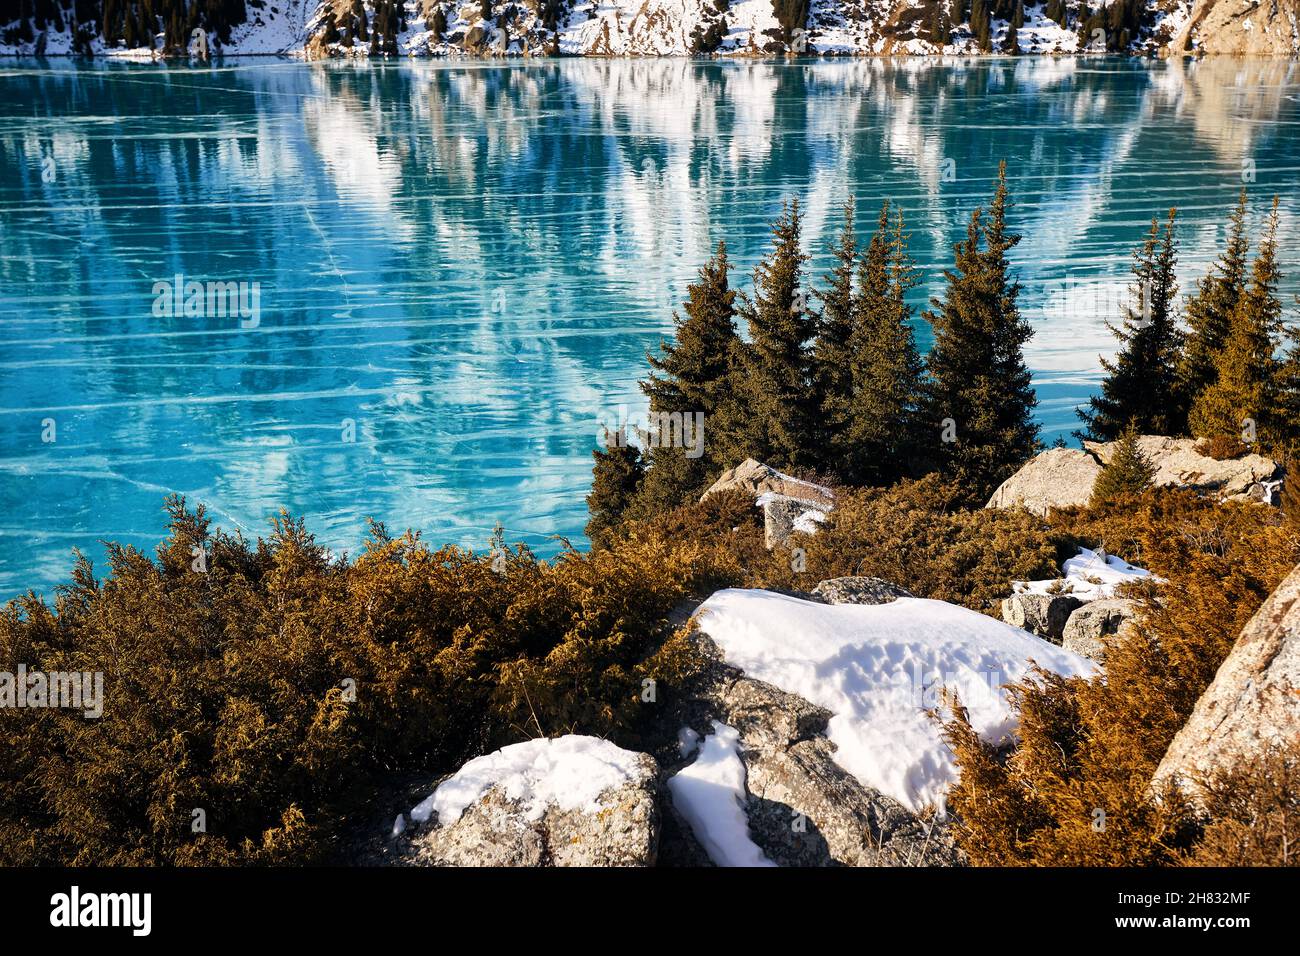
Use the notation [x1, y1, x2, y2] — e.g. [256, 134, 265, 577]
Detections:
[1, 0, 1219, 59]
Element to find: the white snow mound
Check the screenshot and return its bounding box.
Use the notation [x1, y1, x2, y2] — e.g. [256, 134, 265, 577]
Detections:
[695, 589, 1096, 813]
[1014, 546, 1155, 601]
[411, 735, 647, 826]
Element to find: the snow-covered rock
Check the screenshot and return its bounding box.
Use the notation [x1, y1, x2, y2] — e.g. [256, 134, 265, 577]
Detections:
[1153, 561, 1300, 807]
[404, 735, 659, 866]
[756, 492, 828, 548]
[1014, 546, 1155, 602]
[705, 459, 835, 549]
[694, 588, 1095, 812]
[1009, 548, 1153, 659]
[667, 721, 776, 867]
[652, 621, 963, 866]
[704, 458, 834, 508]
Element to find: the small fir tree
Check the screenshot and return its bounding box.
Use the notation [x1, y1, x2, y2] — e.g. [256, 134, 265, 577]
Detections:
[1090, 426, 1155, 505]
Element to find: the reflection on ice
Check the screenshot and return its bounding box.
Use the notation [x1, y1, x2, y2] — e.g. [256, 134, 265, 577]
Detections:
[0, 56, 1297, 597]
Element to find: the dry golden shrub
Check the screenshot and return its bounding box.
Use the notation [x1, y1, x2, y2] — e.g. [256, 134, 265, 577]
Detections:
[945, 488, 1299, 865]
[0, 497, 740, 865]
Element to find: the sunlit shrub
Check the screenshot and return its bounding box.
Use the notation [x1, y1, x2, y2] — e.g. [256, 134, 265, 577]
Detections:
[944, 489, 1299, 865]
[0, 497, 734, 865]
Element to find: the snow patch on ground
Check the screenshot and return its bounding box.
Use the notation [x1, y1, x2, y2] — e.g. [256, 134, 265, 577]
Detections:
[792, 508, 827, 534]
[411, 735, 647, 826]
[677, 725, 701, 758]
[695, 588, 1095, 812]
[667, 721, 777, 867]
[1014, 546, 1155, 601]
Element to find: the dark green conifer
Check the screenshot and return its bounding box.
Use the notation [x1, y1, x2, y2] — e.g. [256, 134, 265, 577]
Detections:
[1189, 199, 1284, 446]
[585, 429, 644, 546]
[1090, 426, 1155, 506]
[843, 203, 925, 485]
[725, 202, 817, 471]
[1075, 210, 1183, 441]
[1177, 190, 1250, 425]
[811, 199, 858, 476]
[972, 0, 991, 49]
[637, 241, 740, 509]
[923, 162, 1039, 503]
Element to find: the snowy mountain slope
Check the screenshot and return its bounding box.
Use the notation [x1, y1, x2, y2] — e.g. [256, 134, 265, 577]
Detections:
[3, 0, 1256, 59]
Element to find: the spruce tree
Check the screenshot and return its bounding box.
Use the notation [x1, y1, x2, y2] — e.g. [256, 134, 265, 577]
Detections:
[1090, 426, 1155, 506]
[637, 241, 740, 509]
[1282, 455, 1300, 532]
[811, 199, 858, 477]
[924, 162, 1039, 503]
[429, 4, 447, 35]
[843, 203, 925, 485]
[1189, 199, 1283, 446]
[1276, 307, 1300, 454]
[1177, 190, 1250, 427]
[972, 0, 991, 50]
[725, 202, 817, 471]
[585, 429, 645, 546]
[930, 2, 948, 45]
[1075, 210, 1183, 441]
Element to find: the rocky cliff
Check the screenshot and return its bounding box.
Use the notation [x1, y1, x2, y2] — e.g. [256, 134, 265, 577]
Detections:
[7, 0, 1293, 59]
[1174, 0, 1300, 54]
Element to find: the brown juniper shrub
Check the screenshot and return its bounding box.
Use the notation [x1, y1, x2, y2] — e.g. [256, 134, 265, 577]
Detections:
[787, 474, 1065, 611]
[1186, 745, 1300, 867]
[1194, 433, 1250, 461]
[0, 496, 740, 866]
[1283, 462, 1300, 533]
[944, 487, 1299, 865]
